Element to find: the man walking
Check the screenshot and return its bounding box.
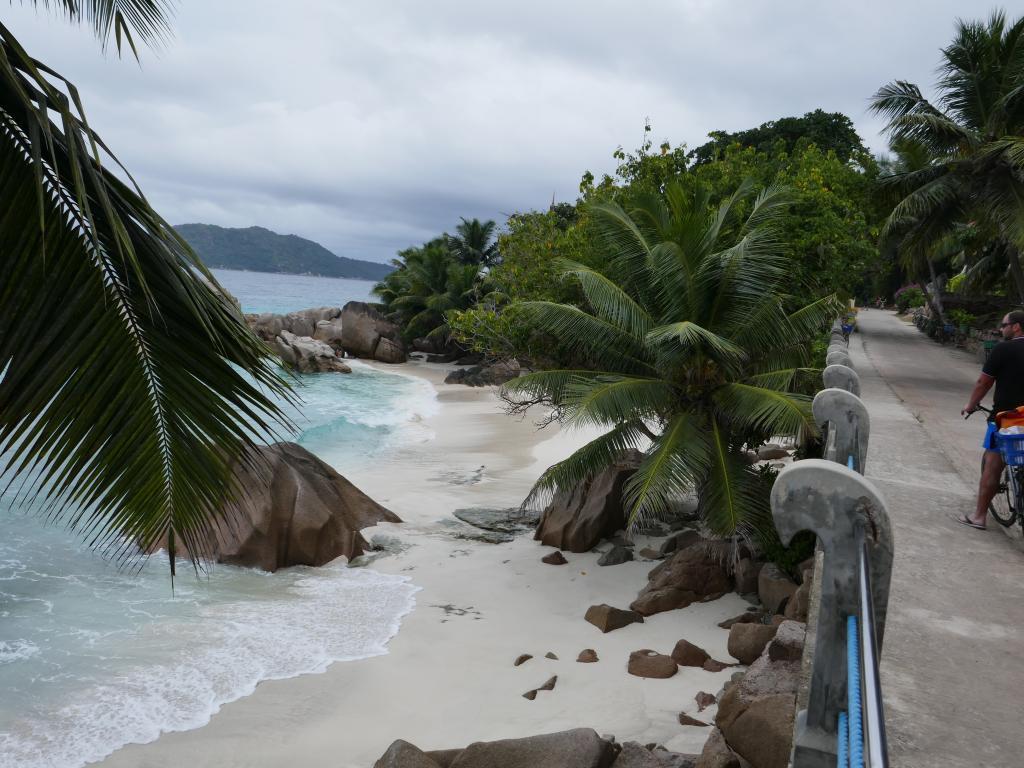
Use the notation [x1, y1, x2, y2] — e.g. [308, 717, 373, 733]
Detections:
[960, 310, 1024, 529]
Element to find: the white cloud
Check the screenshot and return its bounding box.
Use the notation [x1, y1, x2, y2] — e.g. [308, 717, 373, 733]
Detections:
[3, 0, 978, 261]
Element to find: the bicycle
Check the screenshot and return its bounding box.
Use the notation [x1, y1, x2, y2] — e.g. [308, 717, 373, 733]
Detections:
[966, 404, 1024, 529]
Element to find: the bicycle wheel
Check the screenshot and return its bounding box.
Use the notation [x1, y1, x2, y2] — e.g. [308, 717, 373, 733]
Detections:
[987, 461, 1017, 527]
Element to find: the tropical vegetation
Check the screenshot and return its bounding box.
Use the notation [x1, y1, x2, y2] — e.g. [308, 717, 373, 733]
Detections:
[870, 10, 1024, 304]
[0, 2, 293, 572]
[502, 180, 838, 541]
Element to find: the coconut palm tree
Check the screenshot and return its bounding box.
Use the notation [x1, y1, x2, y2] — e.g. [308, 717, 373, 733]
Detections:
[870, 10, 1024, 301]
[447, 217, 500, 268]
[373, 241, 485, 344]
[503, 180, 837, 542]
[0, 3, 294, 571]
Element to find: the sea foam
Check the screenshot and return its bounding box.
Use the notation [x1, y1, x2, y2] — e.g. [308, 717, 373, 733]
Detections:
[0, 562, 418, 768]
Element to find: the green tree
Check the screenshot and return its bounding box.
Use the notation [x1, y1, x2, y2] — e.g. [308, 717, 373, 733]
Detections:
[690, 110, 870, 167]
[502, 180, 837, 541]
[373, 240, 484, 343]
[870, 10, 1024, 301]
[447, 217, 500, 267]
[0, 3, 293, 571]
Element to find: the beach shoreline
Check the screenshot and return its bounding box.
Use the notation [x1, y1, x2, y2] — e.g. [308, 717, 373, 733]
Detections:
[96, 360, 746, 768]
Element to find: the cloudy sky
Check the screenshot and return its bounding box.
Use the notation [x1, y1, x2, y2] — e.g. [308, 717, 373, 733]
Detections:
[6, 1, 986, 263]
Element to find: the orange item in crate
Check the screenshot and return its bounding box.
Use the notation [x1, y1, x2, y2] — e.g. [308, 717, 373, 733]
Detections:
[996, 406, 1024, 430]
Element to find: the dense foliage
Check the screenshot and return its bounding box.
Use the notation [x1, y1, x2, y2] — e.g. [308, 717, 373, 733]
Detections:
[871, 10, 1024, 305]
[176, 223, 393, 281]
[503, 180, 837, 540]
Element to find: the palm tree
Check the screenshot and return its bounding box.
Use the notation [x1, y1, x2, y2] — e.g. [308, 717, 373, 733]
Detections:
[870, 10, 1024, 301]
[503, 180, 837, 542]
[1, 4, 294, 572]
[373, 241, 484, 344]
[447, 217, 500, 267]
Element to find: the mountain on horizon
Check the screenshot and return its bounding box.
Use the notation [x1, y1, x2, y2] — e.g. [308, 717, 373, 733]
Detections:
[175, 223, 393, 281]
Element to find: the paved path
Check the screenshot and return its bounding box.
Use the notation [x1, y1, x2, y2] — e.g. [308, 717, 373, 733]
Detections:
[849, 310, 1024, 767]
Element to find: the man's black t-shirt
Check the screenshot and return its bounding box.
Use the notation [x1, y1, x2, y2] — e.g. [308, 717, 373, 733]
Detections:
[983, 337, 1024, 412]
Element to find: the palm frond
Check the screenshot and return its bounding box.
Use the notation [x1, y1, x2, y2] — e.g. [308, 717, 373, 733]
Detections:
[555, 258, 653, 341]
[713, 383, 815, 439]
[698, 421, 771, 541]
[523, 422, 647, 510]
[0, 34, 295, 572]
[621, 413, 705, 530]
[562, 375, 673, 428]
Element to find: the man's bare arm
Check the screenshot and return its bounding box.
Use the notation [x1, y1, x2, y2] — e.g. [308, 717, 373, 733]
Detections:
[963, 373, 995, 414]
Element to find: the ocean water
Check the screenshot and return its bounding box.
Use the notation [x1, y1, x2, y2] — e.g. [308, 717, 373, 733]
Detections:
[0, 271, 434, 768]
[210, 268, 377, 315]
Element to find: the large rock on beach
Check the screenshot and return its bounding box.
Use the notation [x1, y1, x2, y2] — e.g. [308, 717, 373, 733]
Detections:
[374, 740, 444, 768]
[757, 564, 798, 615]
[585, 604, 644, 633]
[444, 358, 521, 387]
[453, 507, 538, 534]
[727, 623, 778, 665]
[630, 538, 732, 616]
[272, 330, 351, 373]
[627, 649, 677, 679]
[312, 317, 345, 349]
[446, 728, 616, 768]
[340, 301, 405, 361]
[155, 442, 401, 571]
[534, 450, 644, 552]
[374, 336, 408, 364]
[695, 728, 742, 768]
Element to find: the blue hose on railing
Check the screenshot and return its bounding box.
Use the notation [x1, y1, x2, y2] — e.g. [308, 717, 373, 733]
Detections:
[838, 711, 849, 767]
[847, 615, 864, 767]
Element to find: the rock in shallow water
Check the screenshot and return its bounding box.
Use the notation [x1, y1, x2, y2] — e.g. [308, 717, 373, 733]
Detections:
[453, 507, 539, 533]
[151, 442, 399, 572]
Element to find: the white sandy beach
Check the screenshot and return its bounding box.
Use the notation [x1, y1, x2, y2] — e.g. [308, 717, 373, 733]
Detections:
[97, 360, 748, 768]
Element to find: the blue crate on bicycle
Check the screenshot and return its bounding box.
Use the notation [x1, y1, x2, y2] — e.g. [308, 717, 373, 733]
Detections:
[995, 429, 1024, 466]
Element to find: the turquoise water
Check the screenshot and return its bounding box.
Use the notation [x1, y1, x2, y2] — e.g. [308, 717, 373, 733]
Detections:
[0, 271, 434, 768]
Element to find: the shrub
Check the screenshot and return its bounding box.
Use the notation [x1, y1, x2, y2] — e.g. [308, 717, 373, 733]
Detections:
[894, 284, 925, 312]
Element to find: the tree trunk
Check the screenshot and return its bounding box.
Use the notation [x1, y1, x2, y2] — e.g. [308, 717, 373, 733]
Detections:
[926, 258, 946, 322]
[1005, 242, 1024, 305]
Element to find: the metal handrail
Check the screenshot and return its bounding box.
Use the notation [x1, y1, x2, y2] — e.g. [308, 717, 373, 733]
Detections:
[857, 538, 889, 767]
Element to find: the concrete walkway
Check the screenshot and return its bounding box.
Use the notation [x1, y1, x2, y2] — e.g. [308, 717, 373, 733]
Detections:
[849, 310, 1024, 767]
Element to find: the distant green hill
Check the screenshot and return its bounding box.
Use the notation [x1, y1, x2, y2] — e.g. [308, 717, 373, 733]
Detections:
[175, 223, 393, 281]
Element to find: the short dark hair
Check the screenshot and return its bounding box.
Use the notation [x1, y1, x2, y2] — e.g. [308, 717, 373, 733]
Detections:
[1008, 310, 1024, 327]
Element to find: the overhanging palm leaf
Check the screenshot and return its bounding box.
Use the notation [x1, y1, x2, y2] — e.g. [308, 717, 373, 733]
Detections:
[0, 5, 295, 572]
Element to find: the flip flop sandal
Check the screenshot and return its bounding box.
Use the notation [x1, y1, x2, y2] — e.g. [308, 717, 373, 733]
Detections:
[952, 514, 986, 531]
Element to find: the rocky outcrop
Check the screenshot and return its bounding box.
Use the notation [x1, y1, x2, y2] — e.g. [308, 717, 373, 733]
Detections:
[453, 507, 539, 535]
[312, 317, 345, 348]
[534, 451, 644, 553]
[339, 301, 408, 363]
[248, 306, 341, 342]
[272, 330, 351, 373]
[444, 358, 521, 387]
[584, 603, 645, 633]
[711, 620, 804, 768]
[157, 442, 401, 572]
[630, 538, 732, 616]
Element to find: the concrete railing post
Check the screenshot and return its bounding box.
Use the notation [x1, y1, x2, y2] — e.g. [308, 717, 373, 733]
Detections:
[772, 460, 893, 767]
[822, 364, 861, 397]
[825, 349, 853, 368]
[813, 388, 870, 472]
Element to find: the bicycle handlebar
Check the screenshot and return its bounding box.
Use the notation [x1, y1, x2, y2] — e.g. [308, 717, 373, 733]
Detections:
[964, 404, 993, 419]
